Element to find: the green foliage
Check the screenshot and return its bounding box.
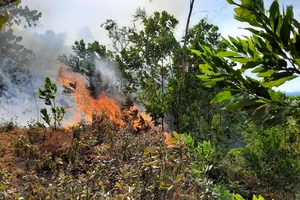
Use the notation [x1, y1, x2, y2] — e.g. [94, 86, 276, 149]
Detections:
[11, 135, 39, 160]
[234, 194, 266, 200]
[38, 77, 65, 130]
[58, 40, 116, 98]
[242, 123, 300, 198]
[0, 168, 12, 199]
[191, 3, 300, 197]
[115, 10, 180, 129]
[217, 121, 300, 199]
[194, 0, 300, 126]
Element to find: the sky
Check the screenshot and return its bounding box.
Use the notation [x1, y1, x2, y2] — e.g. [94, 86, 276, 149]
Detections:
[18, 0, 300, 93]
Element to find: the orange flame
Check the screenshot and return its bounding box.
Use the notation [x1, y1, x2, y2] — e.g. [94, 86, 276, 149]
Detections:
[58, 65, 122, 127]
[164, 132, 173, 146]
[123, 105, 153, 132]
[57, 65, 169, 143]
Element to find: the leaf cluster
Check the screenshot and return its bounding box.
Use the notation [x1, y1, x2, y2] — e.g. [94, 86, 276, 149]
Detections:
[38, 77, 65, 130]
[194, 0, 300, 126]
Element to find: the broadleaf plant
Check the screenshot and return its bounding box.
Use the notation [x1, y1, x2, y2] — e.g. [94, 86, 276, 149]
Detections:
[38, 77, 65, 130]
[194, 0, 300, 127]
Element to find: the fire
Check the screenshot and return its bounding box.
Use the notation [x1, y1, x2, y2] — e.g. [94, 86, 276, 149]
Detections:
[123, 105, 153, 132]
[58, 65, 122, 127]
[57, 65, 172, 145]
[164, 132, 173, 146]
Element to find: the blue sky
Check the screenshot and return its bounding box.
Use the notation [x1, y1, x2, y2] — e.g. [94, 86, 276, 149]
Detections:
[22, 0, 300, 92]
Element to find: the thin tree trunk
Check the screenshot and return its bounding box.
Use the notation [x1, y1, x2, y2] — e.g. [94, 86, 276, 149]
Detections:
[176, 0, 195, 132]
[29, 81, 39, 122]
[161, 59, 164, 132]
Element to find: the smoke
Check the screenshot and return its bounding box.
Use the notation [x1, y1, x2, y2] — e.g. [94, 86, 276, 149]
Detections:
[0, 0, 191, 126]
[76, 26, 95, 44]
[0, 26, 126, 126]
[0, 27, 73, 126]
[94, 56, 122, 94]
[22, 0, 189, 45]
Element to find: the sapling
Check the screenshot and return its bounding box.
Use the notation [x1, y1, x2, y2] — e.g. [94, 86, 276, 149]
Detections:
[37, 77, 65, 130]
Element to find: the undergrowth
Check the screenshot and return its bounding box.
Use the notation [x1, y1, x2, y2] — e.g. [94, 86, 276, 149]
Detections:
[0, 112, 296, 199]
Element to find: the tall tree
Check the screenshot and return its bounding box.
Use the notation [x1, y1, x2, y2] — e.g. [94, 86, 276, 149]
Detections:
[168, 18, 236, 145]
[0, 0, 41, 96]
[115, 10, 180, 131]
[176, 0, 195, 133]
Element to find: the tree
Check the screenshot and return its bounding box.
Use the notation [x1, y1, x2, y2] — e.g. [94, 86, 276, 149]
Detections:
[0, 0, 18, 29]
[66, 10, 181, 131]
[194, 0, 300, 126]
[63, 10, 235, 139]
[58, 40, 116, 98]
[115, 10, 180, 131]
[176, 0, 195, 133]
[168, 19, 230, 135]
[0, 0, 41, 96]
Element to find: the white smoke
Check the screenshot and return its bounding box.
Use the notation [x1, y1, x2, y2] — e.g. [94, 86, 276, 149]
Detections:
[0, 0, 192, 126]
[0, 28, 73, 126]
[94, 55, 122, 94]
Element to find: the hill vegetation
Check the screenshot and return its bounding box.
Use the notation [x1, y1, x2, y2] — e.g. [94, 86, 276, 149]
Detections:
[0, 0, 299, 199]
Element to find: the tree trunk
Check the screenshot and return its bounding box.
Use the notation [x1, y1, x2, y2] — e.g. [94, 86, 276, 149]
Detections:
[176, 0, 195, 132]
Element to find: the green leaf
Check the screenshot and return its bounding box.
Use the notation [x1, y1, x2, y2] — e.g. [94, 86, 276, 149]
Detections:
[280, 6, 293, 46]
[268, 89, 284, 104]
[229, 57, 252, 64]
[173, 131, 180, 140]
[241, 61, 259, 72]
[252, 66, 264, 73]
[244, 28, 260, 35]
[197, 75, 211, 79]
[216, 51, 241, 57]
[234, 8, 252, 18]
[257, 69, 276, 77]
[221, 37, 236, 51]
[261, 73, 297, 87]
[0, 11, 9, 29]
[211, 91, 232, 103]
[159, 181, 170, 189]
[294, 58, 300, 66]
[226, 0, 236, 5]
[241, 0, 252, 7]
[227, 98, 258, 110]
[200, 64, 215, 74]
[202, 45, 212, 54]
[269, 0, 280, 32]
[173, 173, 184, 185]
[233, 193, 245, 200]
[253, 195, 266, 200]
[191, 49, 201, 56]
